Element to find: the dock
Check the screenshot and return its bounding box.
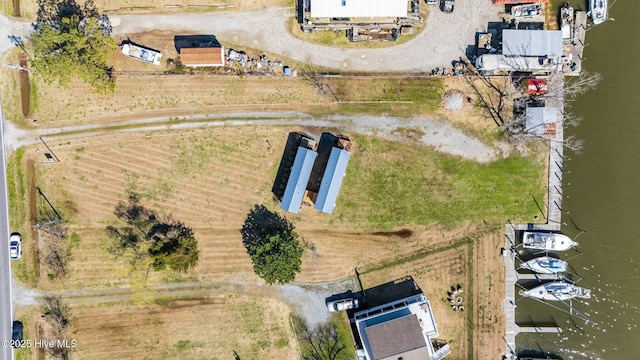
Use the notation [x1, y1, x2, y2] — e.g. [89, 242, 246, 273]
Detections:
[519, 326, 562, 334]
[563, 11, 588, 76]
[502, 62, 567, 360]
[517, 273, 558, 281]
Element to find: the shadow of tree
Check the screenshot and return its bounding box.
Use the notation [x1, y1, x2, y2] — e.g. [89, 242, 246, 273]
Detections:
[240, 204, 294, 253]
[37, 0, 112, 35]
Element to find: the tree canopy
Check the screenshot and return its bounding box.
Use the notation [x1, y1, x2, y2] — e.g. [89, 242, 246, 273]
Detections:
[241, 205, 304, 285]
[31, 0, 116, 93]
[106, 192, 199, 273]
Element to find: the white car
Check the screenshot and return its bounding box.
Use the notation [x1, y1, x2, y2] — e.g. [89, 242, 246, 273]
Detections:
[9, 233, 22, 260]
[327, 298, 359, 312]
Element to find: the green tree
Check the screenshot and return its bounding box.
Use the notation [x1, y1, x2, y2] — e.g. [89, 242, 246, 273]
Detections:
[106, 192, 199, 273]
[241, 204, 304, 284]
[31, 0, 117, 93]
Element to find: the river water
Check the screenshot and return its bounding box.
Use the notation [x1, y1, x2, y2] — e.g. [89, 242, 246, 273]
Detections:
[517, 1, 640, 359]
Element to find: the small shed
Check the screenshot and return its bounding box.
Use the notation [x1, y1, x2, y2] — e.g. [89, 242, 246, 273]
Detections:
[502, 30, 563, 57]
[526, 107, 558, 137]
[180, 47, 225, 67]
[281, 147, 318, 214]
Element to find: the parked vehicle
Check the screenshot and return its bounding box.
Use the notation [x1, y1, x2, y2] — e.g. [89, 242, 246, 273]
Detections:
[327, 298, 359, 312]
[12, 320, 23, 346]
[9, 233, 22, 260]
[440, 0, 454, 12]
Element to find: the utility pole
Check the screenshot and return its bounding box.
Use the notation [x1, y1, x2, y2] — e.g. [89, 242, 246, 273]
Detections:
[37, 137, 60, 162]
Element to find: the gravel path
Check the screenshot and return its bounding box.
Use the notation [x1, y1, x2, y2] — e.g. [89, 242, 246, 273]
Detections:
[13, 277, 359, 327]
[4, 112, 507, 163]
[108, 1, 501, 72]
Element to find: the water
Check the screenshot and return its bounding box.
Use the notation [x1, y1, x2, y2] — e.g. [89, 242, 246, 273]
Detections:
[516, 1, 640, 358]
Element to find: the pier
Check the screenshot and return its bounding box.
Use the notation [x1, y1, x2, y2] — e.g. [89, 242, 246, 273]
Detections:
[519, 326, 562, 334]
[502, 53, 568, 360]
[563, 11, 588, 76]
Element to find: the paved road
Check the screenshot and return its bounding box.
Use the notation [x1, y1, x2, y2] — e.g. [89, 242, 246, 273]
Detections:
[0, 74, 14, 360]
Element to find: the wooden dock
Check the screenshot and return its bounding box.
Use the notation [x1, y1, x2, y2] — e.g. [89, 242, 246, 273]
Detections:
[517, 273, 558, 281]
[502, 69, 567, 360]
[519, 326, 563, 333]
[563, 11, 588, 76]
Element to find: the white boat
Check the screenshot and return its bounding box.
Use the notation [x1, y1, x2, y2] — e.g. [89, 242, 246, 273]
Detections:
[520, 281, 591, 301]
[512, 3, 543, 18]
[520, 256, 568, 274]
[590, 0, 607, 25]
[522, 231, 578, 251]
[121, 43, 162, 65]
[560, 3, 574, 40]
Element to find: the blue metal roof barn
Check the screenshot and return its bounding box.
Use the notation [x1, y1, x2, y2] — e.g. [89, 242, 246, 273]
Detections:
[281, 147, 318, 214]
[314, 147, 350, 214]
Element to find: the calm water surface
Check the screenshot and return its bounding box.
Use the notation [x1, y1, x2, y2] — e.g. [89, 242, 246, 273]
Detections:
[517, 1, 640, 359]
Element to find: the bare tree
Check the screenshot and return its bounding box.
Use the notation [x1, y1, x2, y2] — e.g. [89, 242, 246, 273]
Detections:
[41, 296, 73, 360]
[564, 135, 584, 154]
[40, 221, 70, 278]
[299, 63, 339, 102]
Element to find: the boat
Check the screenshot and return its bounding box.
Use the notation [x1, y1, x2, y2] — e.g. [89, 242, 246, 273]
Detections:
[121, 43, 162, 65]
[512, 3, 543, 18]
[524, 79, 548, 95]
[520, 281, 591, 301]
[520, 256, 568, 274]
[590, 0, 607, 25]
[560, 2, 574, 40]
[522, 231, 578, 251]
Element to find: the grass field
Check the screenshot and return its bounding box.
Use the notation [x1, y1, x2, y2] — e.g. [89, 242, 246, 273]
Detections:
[1, 46, 450, 129]
[10, 125, 546, 290]
[17, 295, 296, 360]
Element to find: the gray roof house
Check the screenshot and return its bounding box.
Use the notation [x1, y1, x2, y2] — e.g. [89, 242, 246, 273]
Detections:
[354, 294, 450, 360]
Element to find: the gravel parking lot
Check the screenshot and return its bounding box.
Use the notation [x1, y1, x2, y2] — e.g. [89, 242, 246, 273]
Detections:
[109, 0, 501, 72]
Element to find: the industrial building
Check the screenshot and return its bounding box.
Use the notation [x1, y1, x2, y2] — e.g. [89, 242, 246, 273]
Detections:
[298, 0, 421, 42]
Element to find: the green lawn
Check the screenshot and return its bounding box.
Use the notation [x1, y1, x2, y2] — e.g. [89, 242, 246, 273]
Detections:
[334, 135, 546, 229]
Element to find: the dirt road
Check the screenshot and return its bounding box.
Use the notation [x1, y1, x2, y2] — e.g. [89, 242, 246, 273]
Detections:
[4, 112, 508, 163]
[109, 1, 501, 72]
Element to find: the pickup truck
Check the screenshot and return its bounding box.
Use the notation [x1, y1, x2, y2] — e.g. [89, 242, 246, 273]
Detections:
[440, 0, 454, 12]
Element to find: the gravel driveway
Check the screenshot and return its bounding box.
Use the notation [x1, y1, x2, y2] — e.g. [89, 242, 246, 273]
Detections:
[107, 0, 501, 72]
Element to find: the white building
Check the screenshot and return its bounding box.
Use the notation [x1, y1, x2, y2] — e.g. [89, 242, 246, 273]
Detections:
[309, 0, 408, 18]
[354, 293, 450, 360]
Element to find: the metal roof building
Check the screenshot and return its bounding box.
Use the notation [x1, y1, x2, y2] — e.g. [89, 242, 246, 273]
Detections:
[526, 107, 558, 137]
[180, 47, 225, 67]
[502, 30, 563, 57]
[280, 147, 317, 214]
[310, 0, 408, 18]
[314, 148, 350, 214]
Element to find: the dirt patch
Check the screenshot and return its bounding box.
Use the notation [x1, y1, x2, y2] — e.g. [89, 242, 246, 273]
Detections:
[370, 228, 413, 238]
[20, 294, 297, 360]
[12, 0, 19, 16]
[18, 54, 30, 117]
